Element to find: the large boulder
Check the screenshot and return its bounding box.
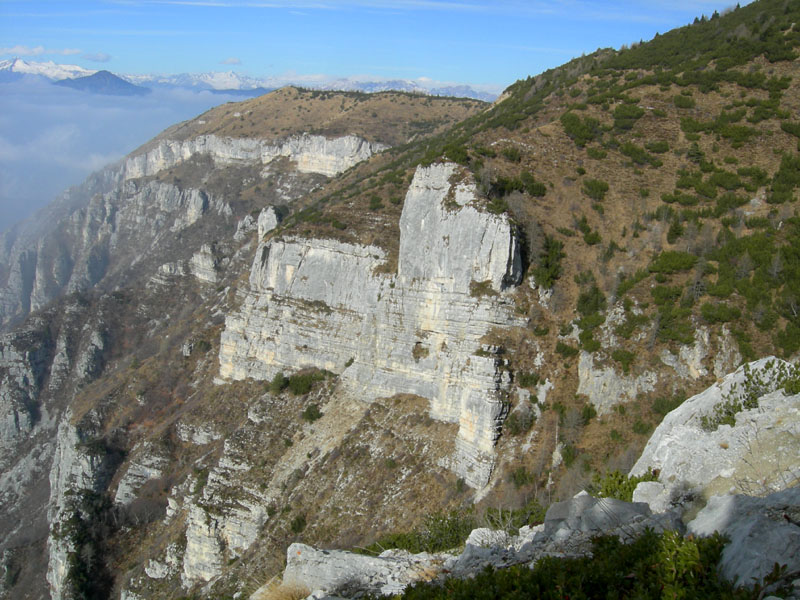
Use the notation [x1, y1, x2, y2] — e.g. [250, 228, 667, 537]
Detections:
[283, 543, 449, 597]
[687, 487, 800, 590]
[631, 357, 800, 506]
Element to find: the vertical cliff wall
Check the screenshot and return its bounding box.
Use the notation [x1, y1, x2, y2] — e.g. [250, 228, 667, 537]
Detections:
[219, 163, 524, 487]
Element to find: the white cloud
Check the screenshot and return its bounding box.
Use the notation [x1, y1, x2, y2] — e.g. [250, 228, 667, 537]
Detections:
[220, 57, 242, 65]
[0, 45, 82, 57]
[83, 52, 112, 63]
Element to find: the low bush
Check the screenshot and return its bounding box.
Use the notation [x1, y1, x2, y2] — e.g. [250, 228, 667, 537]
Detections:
[385, 530, 743, 600]
[592, 469, 658, 502]
[583, 178, 609, 201]
[649, 251, 698, 274]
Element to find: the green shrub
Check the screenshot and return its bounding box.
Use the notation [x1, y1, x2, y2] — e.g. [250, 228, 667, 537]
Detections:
[613, 103, 645, 130]
[443, 142, 469, 165]
[581, 403, 597, 425]
[517, 372, 540, 388]
[369, 195, 384, 211]
[583, 178, 609, 201]
[583, 230, 602, 245]
[301, 403, 322, 422]
[645, 140, 669, 153]
[560, 112, 601, 147]
[592, 469, 658, 501]
[617, 269, 648, 296]
[556, 342, 579, 358]
[270, 372, 288, 394]
[649, 251, 698, 274]
[651, 285, 682, 306]
[579, 330, 601, 352]
[611, 349, 635, 374]
[673, 94, 696, 109]
[290, 514, 307, 534]
[577, 284, 607, 316]
[561, 443, 577, 468]
[510, 466, 533, 488]
[505, 411, 535, 436]
[653, 392, 686, 416]
[587, 146, 607, 159]
[531, 235, 565, 288]
[657, 305, 695, 344]
[621, 141, 659, 167]
[288, 370, 328, 396]
[518, 171, 547, 197]
[701, 360, 800, 431]
[633, 419, 652, 435]
[501, 146, 521, 162]
[358, 509, 475, 556]
[700, 302, 741, 323]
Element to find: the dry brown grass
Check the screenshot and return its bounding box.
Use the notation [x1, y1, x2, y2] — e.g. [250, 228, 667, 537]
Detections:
[147, 86, 485, 148]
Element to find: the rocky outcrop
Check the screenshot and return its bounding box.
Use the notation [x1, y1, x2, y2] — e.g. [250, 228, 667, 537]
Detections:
[0, 180, 231, 330]
[124, 134, 386, 180]
[257, 206, 280, 238]
[687, 487, 800, 590]
[281, 490, 680, 598]
[631, 357, 800, 504]
[189, 244, 219, 284]
[577, 351, 658, 415]
[114, 442, 168, 505]
[219, 163, 524, 487]
[46, 416, 120, 600]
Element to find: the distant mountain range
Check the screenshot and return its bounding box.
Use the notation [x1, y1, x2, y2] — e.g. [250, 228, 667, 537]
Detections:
[0, 58, 498, 101]
[53, 69, 151, 96]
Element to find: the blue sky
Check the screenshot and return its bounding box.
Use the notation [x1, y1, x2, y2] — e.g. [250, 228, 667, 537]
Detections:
[2, 0, 748, 91]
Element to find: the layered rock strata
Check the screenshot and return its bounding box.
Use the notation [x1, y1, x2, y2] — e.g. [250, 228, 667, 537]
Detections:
[219, 163, 524, 487]
[124, 134, 386, 179]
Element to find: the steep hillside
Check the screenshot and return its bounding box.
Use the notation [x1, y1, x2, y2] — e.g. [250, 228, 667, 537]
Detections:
[1, 2, 799, 599]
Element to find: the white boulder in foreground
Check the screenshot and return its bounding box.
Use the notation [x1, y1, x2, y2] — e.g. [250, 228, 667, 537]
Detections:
[631, 357, 800, 505]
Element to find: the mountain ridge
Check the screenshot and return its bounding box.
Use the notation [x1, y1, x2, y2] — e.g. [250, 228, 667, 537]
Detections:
[0, 1, 799, 598]
[0, 58, 497, 101]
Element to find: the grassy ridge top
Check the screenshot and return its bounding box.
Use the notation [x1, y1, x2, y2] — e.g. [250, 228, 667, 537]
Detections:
[156, 86, 487, 147]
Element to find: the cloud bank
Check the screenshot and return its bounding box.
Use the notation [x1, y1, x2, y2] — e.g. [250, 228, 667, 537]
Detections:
[0, 78, 245, 232]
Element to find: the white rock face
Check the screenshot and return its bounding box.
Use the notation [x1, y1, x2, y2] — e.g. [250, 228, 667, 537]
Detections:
[182, 504, 225, 585]
[180, 433, 272, 586]
[189, 244, 218, 284]
[687, 488, 800, 587]
[46, 416, 116, 600]
[631, 357, 800, 500]
[285, 544, 450, 597]
[114, 443, 168, 505]
[0, 180, 231, 329]
[257, 206, 280, 238]
[124, 134, 386, 180]
[0, 333, 40, 462]
[577, 351, 658, 415]
[219, 163, 524, 487]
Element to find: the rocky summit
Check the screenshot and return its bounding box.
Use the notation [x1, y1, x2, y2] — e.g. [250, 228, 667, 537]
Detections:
[2, 2, 800, 599]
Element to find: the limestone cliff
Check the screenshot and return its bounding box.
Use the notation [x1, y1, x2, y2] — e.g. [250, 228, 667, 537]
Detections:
[219, 163, 524, 487]
[124, 134, 387, 179]
[0, 131, 383, 331]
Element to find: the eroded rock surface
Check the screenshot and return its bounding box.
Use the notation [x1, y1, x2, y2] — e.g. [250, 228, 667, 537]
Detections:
[219, 163, 524, 487]
[631, 357, 800, 501]
[124, 134, 386, 180]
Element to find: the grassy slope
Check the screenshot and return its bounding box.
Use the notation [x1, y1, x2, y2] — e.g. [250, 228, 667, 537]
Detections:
[273, 0, 800, 502]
